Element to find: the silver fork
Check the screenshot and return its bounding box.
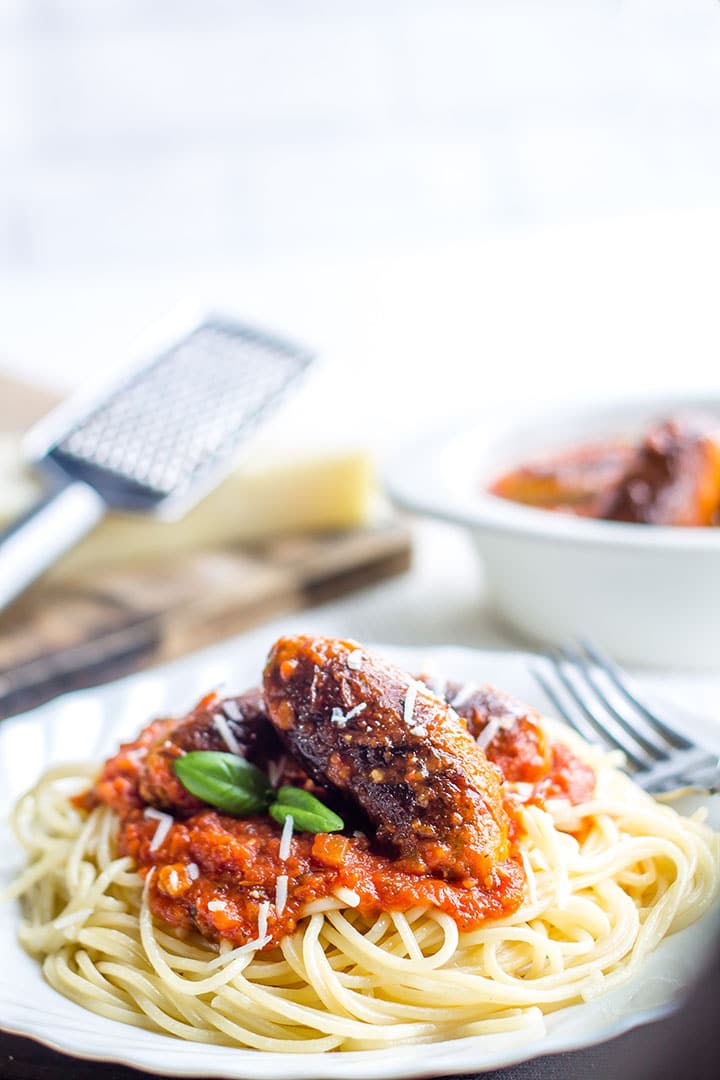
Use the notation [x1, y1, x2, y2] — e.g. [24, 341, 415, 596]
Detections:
[530, 641, 720, 794]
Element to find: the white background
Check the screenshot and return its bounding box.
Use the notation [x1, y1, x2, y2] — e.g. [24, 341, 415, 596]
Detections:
[0, 0, 718, 417]
[1, 1, 720, 659]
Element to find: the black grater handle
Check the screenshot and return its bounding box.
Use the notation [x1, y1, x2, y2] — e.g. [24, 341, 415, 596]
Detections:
[0, 471, 105, 610]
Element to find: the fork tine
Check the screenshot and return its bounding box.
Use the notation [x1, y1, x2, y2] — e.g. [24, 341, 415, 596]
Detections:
[528, 663, 607, 746]
[579, 639, 694, 750]
[531, 656, 646, 769]
[568, 645, 669, 761]
[532, 643, 713, 795]
[543, 650, 651, 769]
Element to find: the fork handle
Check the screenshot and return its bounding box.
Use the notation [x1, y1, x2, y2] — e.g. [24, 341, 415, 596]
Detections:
[0, 473, 105, 610]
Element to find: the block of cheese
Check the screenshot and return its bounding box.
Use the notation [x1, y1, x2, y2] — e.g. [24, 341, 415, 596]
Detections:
[0, 435, 374, 580]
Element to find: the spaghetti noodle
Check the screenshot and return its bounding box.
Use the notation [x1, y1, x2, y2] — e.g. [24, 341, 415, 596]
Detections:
[7, 716, 718, 1052]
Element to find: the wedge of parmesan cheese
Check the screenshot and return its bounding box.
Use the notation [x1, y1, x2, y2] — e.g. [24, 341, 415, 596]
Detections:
[0, 438, 374, 579]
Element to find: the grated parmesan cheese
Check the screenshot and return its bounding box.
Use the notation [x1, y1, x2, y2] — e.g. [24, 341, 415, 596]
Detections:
[187, 862, 200, 881]
[257, 899, 270, 941]
[205, 935, 269, 969]
[331, 702, 367, 726]
[347, 649, 363, 670]
[267, 756, 286, 787]
[213, 712, 241, 754]
[279, 814, 294, 861]
[222, 700, 242, 721]
[403, 683, 418, 726]
[450, 682, 477, 709]
[275, 875, 288, 916]
[207, 900, 226, 912]
[144, 807, 173, 852]
[476, 716, 501, 750]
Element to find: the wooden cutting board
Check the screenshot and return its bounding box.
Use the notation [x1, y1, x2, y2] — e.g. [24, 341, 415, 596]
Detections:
[0, 374, 411, 717]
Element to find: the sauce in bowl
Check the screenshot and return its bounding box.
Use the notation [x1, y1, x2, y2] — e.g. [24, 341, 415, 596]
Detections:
[490, 414, 720, 527]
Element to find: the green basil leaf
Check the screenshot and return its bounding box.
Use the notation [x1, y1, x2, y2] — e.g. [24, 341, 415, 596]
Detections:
[269, 787, 344, 833]
[173, 751, 272, 815]
[273, 785, 333, 812]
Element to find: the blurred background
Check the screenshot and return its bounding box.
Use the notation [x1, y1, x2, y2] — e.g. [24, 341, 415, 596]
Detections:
[1, 0, 719, 418]
[1, 0, 720, 695]
[3, 0, 720, 275]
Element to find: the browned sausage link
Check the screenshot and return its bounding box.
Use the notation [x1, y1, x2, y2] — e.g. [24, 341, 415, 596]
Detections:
[138, 689, 292, 813]
[600, 416, 720, 526]
[434, 680, 551, 784]
[263, 636, 511, 882]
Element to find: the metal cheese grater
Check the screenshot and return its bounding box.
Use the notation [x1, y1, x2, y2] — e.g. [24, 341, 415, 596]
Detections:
[0, 312, 314, 609]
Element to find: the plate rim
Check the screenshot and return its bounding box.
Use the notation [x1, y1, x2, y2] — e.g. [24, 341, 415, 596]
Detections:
[1, 638, 718, 1079]
[0, 996, 684, 1080]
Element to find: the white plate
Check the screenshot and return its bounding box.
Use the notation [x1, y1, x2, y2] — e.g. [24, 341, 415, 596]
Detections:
[1, 637, 719, 1079]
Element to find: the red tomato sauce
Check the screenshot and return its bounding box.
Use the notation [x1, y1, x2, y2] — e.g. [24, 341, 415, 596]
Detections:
[532, 742, 596, 805]
[120, 809, 526, 947]
[484, 717, 550, 784]
[79, 714, 595, 950]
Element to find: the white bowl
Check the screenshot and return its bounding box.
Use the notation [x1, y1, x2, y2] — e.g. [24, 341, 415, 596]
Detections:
[386, 396, 720, 670]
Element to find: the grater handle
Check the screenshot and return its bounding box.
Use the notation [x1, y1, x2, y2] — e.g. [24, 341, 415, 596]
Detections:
[0, 474, 106, 610]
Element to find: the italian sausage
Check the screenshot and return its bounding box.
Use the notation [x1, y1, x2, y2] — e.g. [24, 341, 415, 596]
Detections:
[263, 635, 512, 882]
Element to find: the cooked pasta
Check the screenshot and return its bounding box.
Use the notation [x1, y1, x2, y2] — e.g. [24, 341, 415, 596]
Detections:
[7, 720, 718, 1052]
